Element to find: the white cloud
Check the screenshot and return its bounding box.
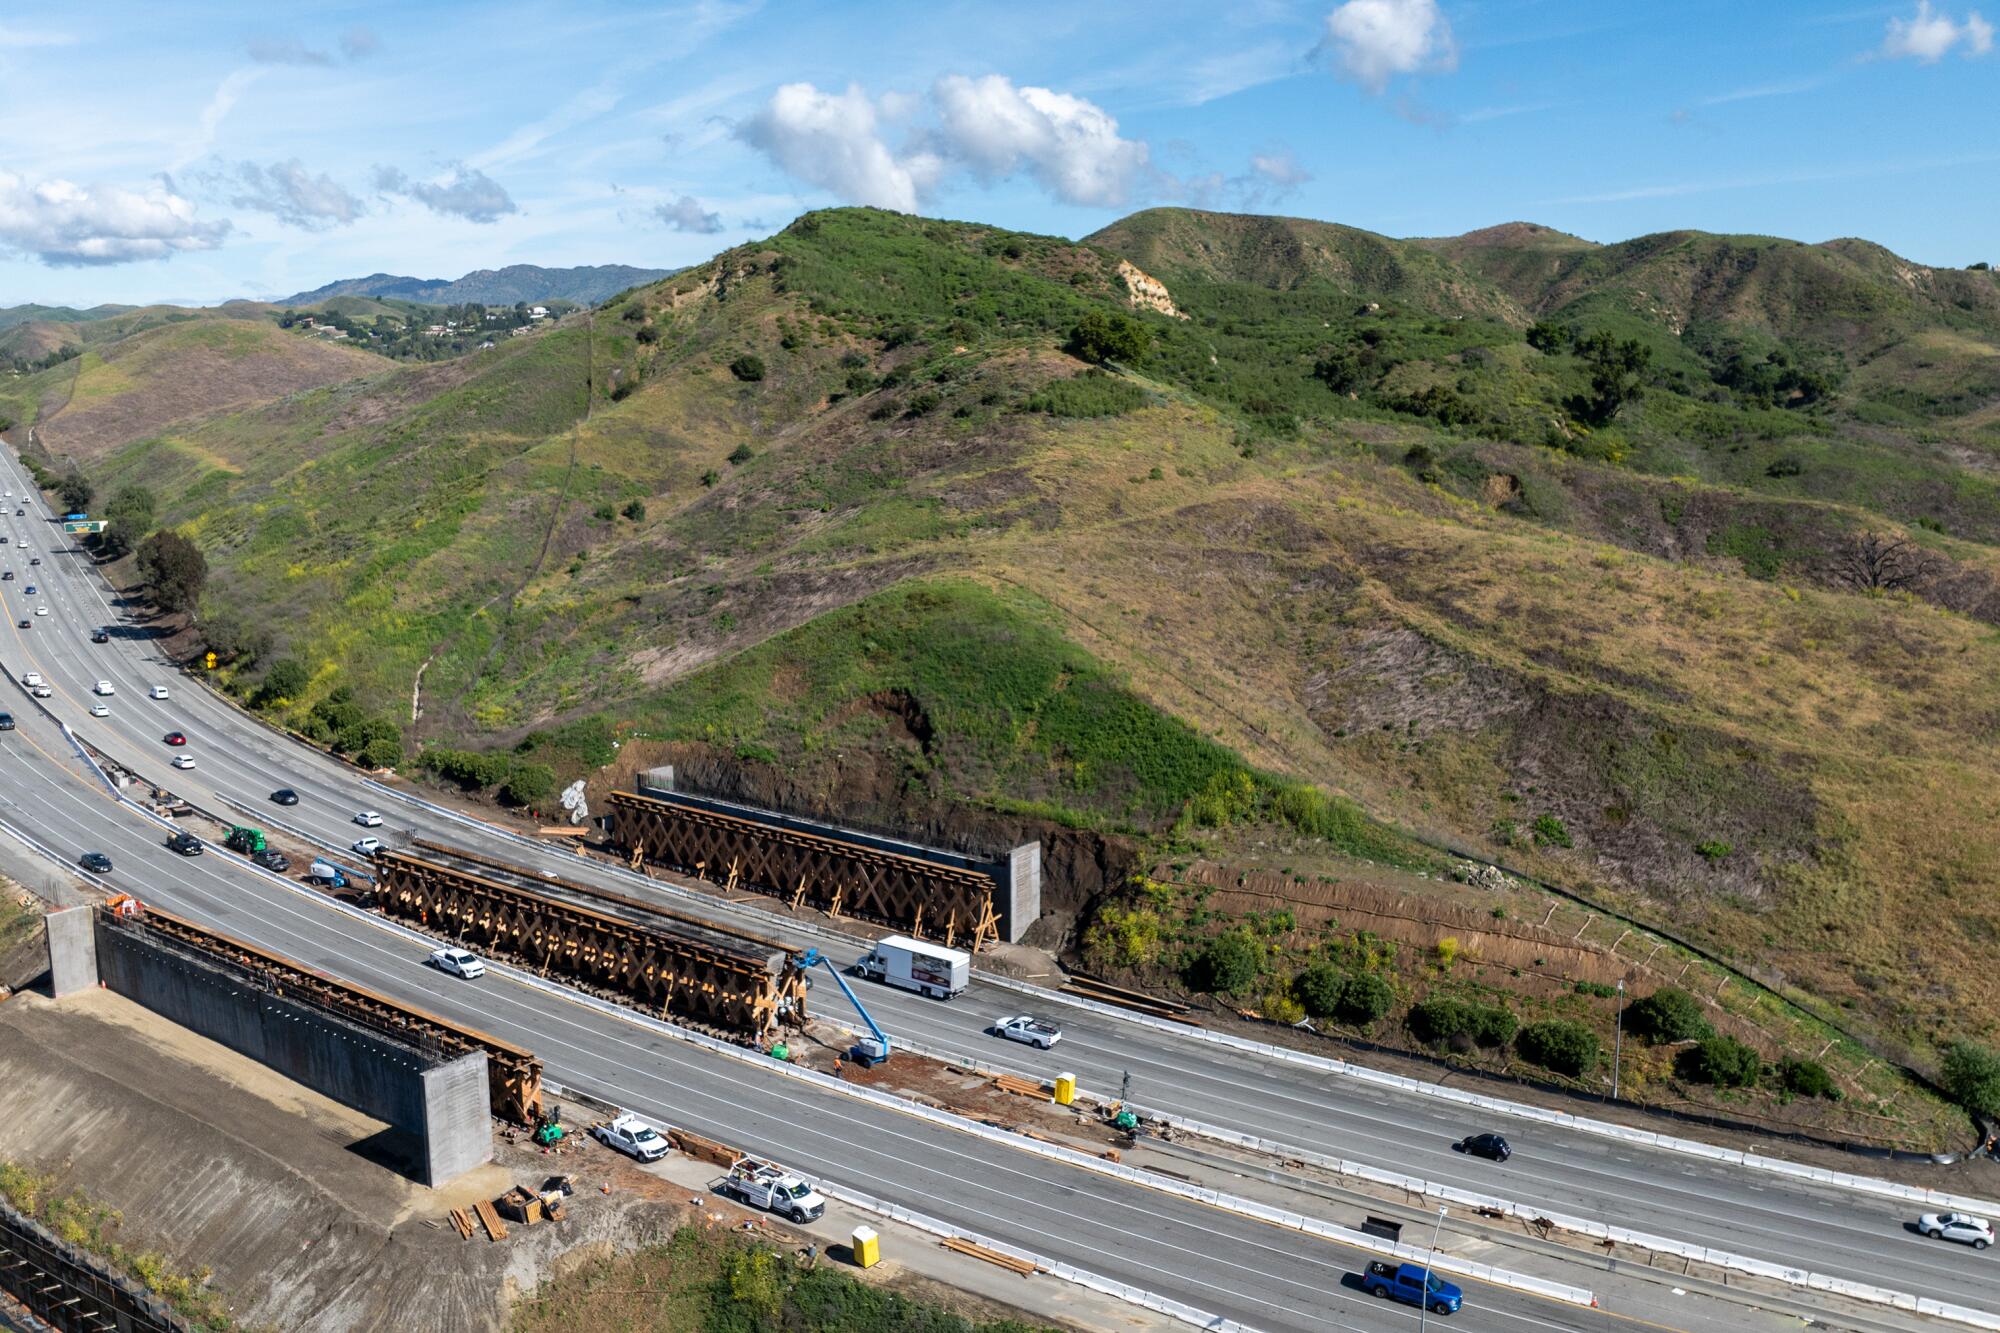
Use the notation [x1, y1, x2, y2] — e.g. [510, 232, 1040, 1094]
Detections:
[1248, 149, 1312, 191]
[656, 194, 723, 233]
[737, 83, 940, 211]
[0, 172, 229, 266]
[372, 164, 518, 223]
[931, 74, 1150, 208]
[739, 75, 1151, 211]
[205, 159, 364, 230]
[1320, 0, 1457, 93]
[1880, 2, 1994, 60]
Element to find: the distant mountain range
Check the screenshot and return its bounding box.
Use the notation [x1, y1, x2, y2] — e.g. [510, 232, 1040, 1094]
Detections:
[0, 303, 137, 331]
[277, 264, 674, 308]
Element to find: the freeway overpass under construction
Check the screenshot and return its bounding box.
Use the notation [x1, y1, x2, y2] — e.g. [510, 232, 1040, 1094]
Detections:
[374, 844, 809, 1041]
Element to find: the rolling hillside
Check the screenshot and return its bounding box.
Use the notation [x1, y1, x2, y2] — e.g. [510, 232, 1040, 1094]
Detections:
[29, 206, 2000, 1145]
[279, 263, 674, 308]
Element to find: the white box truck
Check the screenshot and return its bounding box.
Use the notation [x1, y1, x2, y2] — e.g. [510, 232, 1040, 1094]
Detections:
[854, 934, 969, 1000]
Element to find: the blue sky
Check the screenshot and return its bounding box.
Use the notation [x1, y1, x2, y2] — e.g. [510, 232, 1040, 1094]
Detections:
[0, 0, 1994, 305]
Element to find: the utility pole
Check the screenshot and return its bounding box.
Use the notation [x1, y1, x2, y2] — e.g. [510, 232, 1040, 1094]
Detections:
[1612, 978, 1625, 1100]
[1418, 1206, 1447, 1333]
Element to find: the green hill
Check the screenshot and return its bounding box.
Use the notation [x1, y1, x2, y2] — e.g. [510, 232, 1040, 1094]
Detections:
[34, 205, 2000, 1147]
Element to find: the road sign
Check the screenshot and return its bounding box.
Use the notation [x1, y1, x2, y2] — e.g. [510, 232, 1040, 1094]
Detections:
[63, 520, 107, 534]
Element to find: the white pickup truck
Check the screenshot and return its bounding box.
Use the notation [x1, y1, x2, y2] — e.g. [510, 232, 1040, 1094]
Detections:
[591, 1113, 669, 1162]
[717, 1157, 827, 1223]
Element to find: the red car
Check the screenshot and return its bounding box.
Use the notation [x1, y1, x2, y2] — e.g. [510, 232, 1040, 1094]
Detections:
[163, 731, 188, 746]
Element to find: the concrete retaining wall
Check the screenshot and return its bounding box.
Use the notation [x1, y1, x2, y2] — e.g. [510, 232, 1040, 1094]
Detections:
[86, 921, 490, 1187]
[44, 905, 97, 998]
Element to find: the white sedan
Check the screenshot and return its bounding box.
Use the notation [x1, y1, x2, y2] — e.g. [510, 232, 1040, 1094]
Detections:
[33, 606, 46, 617]
[991, 1015, 1064, 1049]
[28, 684, 50, 698]
[1920, 1213, 1993, 1249]
[171, 754, 196, 770]
[351, 836, 383, 856]
[93, 681, 114, 696]
[428, 947, 486, 979]
[354, 810, 383, 827]
[88, 703, 109, 717]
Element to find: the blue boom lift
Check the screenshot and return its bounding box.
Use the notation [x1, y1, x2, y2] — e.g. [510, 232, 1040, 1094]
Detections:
[798, 947, 891, 1066]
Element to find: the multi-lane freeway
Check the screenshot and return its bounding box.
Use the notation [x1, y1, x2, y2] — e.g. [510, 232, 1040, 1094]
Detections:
[0, 439, 1996, 1328]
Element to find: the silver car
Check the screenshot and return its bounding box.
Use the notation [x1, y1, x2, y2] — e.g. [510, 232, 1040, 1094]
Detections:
[1920, 1213, 1993, 1249]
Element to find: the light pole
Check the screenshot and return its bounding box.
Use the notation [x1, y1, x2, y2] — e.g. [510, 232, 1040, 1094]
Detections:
[1612, 978, 1625, 1101]
[1418, 1205, 1447, 1332]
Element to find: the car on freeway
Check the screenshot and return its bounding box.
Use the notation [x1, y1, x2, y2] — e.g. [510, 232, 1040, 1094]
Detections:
[991, 1015, 1064, 1049]
[1453, 1133, 1512, 1162]
[1362, 1261, 1462, 1314]
[79, 852, 112, 873]
[20, 673, 41, 687]
[592, 1113, 670, 1162]
[149, 684, 170, 699]
[253, 849, 291, 872]
[93, 681, 113, 696]
[166, 832, 202, 856]
[21, 586, 32, 596]
[28, 685, 50, 699]
[28, 557, 39, 566]
[13, 540, 22, 549]
[1919, 1213, 1993, 1248]
[0, 713, 13, 731]
[0, 571, 10, 581]
[271, 788, 300, 805]
[171, 754, 196, 770]
[88, 703, 108, 717]
[354, 810, 384, 827]
[90, 630, 108, 643]
[33, 606, 46, 617]
[163, 731, 187, 746]
[15, 619, 26, 630]
[352, 836, 384, 856]
[429, 947, 485, 979]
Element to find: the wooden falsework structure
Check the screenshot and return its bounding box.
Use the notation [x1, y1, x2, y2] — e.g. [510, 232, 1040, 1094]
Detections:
[607, 789, 1001, 952]
[373, 848, 808, 1040]
[102, 902, 544, 1124]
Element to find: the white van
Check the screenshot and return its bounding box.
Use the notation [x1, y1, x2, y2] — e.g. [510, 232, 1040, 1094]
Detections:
[149, 684, 170, 700]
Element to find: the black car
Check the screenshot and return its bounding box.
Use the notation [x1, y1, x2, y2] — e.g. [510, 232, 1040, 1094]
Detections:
[0, 571, 11, 580]
[0, 713, 13, 731]
[91, 630, 109, 643]
[1453, 1133, 1512, 1162]
[28, 557, 39, 566]
[15, 619, 26, 629]
[166, 832, 203, 857]
[270, 788, 300, 806]
[253, 850, 291, 873]
[79, 852, 112, 873]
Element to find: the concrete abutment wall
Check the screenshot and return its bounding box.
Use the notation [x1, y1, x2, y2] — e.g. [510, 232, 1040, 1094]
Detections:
[48, 913, 491, 1187]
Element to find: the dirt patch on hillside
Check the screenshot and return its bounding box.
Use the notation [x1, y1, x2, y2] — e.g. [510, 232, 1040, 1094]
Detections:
[38, 321, 376, 462]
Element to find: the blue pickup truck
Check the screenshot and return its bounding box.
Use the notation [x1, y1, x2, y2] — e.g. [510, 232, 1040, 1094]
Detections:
[1362, 1261, 1463, 1314]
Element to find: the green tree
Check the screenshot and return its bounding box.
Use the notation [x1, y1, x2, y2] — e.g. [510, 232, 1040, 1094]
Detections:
[1188, 928, 1262, 994]
[134, 530, 207, 614]
[1516, 1019, 1600, 1077]
[1624, 987, 1712, 1045]
[1525, 321, 1571, 353]
[56, 472, 93, 513]
[1940, 1040, 2000, 1118]
[252, 658, 309, 708]
[1675, 1035, 1762, 1087]
[1335, 971, 1394, 1025]
[729, 353, 766, 382]
[1293, 964, 1345, 1018]
[1576, 330, 1652, 425]
[1065, 310, 1151, 365]
[621, 498, 647, 521]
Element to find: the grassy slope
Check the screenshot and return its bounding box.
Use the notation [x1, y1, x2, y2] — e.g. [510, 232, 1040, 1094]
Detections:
[59, 207, 2000, 1117]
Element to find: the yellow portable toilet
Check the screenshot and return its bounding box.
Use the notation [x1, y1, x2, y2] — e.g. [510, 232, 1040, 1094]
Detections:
[1053, 1072, 1076, 1106]
[851, 1224, 880, 1268]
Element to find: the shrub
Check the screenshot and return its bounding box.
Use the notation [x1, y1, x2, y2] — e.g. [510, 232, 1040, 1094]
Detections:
[1433, 936, 1461, 968]
[1776, 1057, 1838, 1099]
[729, 353, 766, 382]
[1940, 1040, 2000, 1118]
[1624, 987, 1712, 1044]
[1676, 1035, 1762, 1088]
[1084, 903, 1163, 970]
[1187, 928, 1263, 994]
[904, 389, 942, 417]
[635, 323, 660, 344]
[1407, 997, 1516, 1047]
[1695, 839, 1732, 860]
[701, 468, 721, 487]
[727, 443, 753, 465]
[1065, 310, 1150, 365]
[1335, 971, 1394, 1025]
[622, 498, 647, 521]
[1262, 989, 1306, 1025]
[1025, 368, 1147, 417]
[1293, 963, 1344, 1018]
[1572, 980, 1618, 999]
[1517, 1019, 1599, 1077]
[593, 502, 616, 521]
[498, 762, 557, 807]
[251, 657, 309, 708]
[1531, 813, 1572, 848]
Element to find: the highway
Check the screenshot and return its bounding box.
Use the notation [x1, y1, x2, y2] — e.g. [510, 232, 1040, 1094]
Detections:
[1, 440, 1997, 1324]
